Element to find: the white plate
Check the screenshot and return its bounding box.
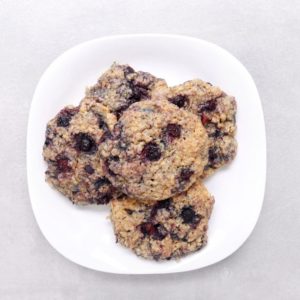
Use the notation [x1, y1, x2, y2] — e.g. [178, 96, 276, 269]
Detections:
[27, 34, 266, 274]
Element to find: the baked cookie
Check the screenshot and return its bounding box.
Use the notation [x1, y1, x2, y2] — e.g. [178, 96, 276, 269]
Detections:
[83, 63, 168, 118]
[167, 80, 237, 177]
[43, 98, 119, 205]
[100, 100, 208, 201]
[110, 181, 214, 260]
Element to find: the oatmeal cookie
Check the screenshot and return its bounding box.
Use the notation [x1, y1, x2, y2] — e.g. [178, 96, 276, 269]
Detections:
[43, 99, 119, 204]
[83, 63, 168, 118]
[167, 79, 237, 177]
[110, 181, 214, 260]
[100, 100, 208, 201]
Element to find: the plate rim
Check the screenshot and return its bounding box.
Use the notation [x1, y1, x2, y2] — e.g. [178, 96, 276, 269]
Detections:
[27, 33, 266, 275]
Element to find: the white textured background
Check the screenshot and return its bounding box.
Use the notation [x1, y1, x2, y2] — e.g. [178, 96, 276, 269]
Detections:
[1, 0, 299, 299]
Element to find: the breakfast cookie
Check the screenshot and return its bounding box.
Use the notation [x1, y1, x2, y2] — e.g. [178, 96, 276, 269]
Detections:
[83, 63, 168, 118]
[110, 181, 214, 260]
[167, 80, 237, 177]
[43, 99, 119, 205]
[100, 100, 208, 201]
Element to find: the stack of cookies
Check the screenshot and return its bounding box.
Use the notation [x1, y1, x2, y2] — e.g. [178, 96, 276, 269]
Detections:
[43, 63, 237, 260]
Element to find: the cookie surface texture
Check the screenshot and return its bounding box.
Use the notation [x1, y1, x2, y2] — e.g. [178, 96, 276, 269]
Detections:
[101, 99, 208, 201]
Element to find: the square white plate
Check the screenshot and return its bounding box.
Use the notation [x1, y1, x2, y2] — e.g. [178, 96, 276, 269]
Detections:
[27, 34, 266, 274]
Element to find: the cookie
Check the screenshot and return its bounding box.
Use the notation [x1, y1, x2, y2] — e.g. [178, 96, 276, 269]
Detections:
[43, 98, 119, 205]
[83, 63, 168, 118]
[110, 181, 214, 260]
[167, 80, 237, 177]
[100, 99, 208, 201]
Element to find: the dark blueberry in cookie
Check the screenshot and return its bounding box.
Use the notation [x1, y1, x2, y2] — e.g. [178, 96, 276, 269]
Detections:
[179, 167, 194, 182]
[84, 164, 94, 174]
[125, 208, 134, 215]
[57, 115, 71, 127]
[94, 177, 111, 190]
[129, 82, 148, 102]
[56, 107, 79, 127]
[94, 192, 112, 205]
[169, 94, 188, 108]
[44, 137, 52, 147]
[208, 147, 219, 164]
[140, 222, 167, 240]
[141, 142, 161, 161]
[180, 206, 199, 224]
[56, 156, 71, 173]
[123, 66, 135, 76]
[140, 222, 156, 236]
[164, 123, 182, 142]
[198, 99, 217, 113]
[212, 129, 222, 138]
[153, 224, 168, 240]
[150, 198, 172, 218]
[74, 133, 97, 153]
[155, 198, 172, 210]
[110, 155, 120, 162]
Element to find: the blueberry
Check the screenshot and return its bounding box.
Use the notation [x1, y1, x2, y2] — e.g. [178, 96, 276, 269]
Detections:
[56, 107, 79, 127]
[153, 224, 168, 240]
[129, 82, 148, 102]
[150, 198, 172, 218]
[44, 137, 52, 147]
[94, 192, 112, 205]
[123, 66, 135, 76]
[125, 208, 134, 215]
[164, 123, 182, 142]
[94, 177, 111, 190]
[198, 100, 217, 113]
[56, 156, 71, 173]
[179, 167, 194, 182]
[140, 222, 167, 240]
[74, 133, 97, 153]
[169, 94, 188, 108]
[141, 142, 161, 161]
[208, 147, 219, 163]
[180, 206, 201, 225]
[140, 222, 156, 236]
[84, 165, 94, 174]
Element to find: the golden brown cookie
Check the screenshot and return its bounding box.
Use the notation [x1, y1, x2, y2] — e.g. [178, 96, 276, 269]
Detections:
[100, 100, 208, 201]
[110, 181, 214, 260]
[167, 80, 237, 177]
[43, 99, 119, 205]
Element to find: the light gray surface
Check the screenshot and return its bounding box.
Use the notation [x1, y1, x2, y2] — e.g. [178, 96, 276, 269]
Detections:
[0, 0, 299, 299]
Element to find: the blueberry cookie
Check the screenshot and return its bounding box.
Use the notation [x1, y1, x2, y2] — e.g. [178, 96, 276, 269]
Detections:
[43, 98, 119, 205]
[100, 100, 208, 201]
[110, 181, 214, 260]
[167, 80, 237, 177]
[83, 63, 168, 118]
